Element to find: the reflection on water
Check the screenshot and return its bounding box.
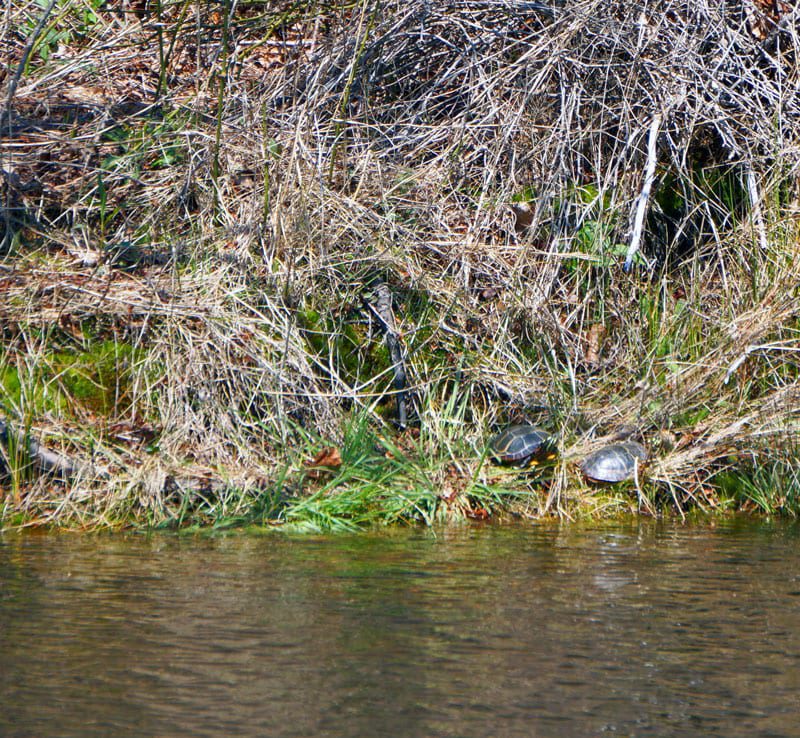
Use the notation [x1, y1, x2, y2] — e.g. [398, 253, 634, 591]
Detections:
[2, 520, 800, 737]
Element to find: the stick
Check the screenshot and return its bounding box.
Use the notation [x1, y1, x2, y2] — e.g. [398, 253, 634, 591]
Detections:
[0, 419, 82, 482]
[745, 167, 769, 252]
[364, 282, 410, 429]
[625, 113, 661, 271]
[1, 0, 59, 129]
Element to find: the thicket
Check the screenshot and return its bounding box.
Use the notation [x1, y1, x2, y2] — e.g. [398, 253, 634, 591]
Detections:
[1, 0, 799, 529]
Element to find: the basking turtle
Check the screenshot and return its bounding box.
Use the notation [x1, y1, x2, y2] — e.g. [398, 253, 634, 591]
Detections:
[489, 425, 556, 468]
[580, 441, 648, 483]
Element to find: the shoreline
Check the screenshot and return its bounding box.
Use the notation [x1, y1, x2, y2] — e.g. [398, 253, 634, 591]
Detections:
[3, 1, 799, 529]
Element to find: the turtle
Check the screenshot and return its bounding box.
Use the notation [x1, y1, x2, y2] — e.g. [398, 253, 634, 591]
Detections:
[489, 425, 556, 467]
[579, 441, 648, 483]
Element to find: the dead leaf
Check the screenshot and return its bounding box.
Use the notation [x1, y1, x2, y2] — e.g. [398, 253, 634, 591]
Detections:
[440, 485, 459, 503]
[745, 0, 791, 40]
[306, 446, 342, 469]
[510, 203, 533, 231]
[585, 323, 607, 366]
[108, 422, 157, 446]
[59, 313, 85, 339]
[439, 463, 464, 503]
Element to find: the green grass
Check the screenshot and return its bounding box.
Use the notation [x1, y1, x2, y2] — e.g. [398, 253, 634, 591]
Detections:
[715, 451, 800, 517]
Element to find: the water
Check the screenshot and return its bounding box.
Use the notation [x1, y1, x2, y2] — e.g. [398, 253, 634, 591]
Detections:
[2, 520, 800, 737]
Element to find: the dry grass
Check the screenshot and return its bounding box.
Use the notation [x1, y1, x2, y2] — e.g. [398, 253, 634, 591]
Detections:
[2, 0, 800, 527]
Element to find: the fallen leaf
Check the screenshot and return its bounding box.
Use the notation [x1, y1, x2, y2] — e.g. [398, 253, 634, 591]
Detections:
[585, 323, 607, 366]
[394, 428, 420, 455]
[108, 422, 157, 446]
[478, 287, 501, 302]
[510, 203, 533, 231]
[306, 446, 342, 469]
[440, 485, 459, 503]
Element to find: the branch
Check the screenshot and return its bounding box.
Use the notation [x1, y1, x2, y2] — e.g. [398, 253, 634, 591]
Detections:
[0, 419, 84, 482]
[364, 282, 410, 429]
[625, 113, 662, 271]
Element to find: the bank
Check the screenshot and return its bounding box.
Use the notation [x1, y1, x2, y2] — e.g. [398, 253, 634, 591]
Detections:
[2, 1, 799, 530]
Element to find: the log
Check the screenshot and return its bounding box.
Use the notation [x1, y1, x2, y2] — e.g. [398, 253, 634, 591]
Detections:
[0, 419, 82, 482]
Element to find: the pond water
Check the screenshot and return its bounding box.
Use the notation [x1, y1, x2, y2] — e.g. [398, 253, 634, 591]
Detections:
[2, 520, 800, 737]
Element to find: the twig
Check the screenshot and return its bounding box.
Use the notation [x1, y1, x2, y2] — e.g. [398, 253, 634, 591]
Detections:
[2, 0, 57, 252]
[625, 113, 661, 271]
[364, 281, 410, 429]
[745, 166, 769, 252]
[1, 0, 59, 130]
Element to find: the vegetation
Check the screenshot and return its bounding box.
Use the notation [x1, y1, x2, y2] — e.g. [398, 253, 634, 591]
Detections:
[1, 0, 799, 530]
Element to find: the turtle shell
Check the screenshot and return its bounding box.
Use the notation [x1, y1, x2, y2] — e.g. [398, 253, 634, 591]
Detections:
[580, 441, 648, 483]
[489, 425, 554, 467]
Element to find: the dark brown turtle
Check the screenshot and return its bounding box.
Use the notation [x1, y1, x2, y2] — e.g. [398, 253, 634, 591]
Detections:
[579, 441, 648, 483]
[489, 425, 556, 467]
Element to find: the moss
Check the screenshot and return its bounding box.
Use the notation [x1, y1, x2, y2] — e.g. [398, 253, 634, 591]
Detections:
[1, 340, 137, 418]
[298, 298, 395, 388]
[0, 365, 22, 404]
[53, 341, 132, 415]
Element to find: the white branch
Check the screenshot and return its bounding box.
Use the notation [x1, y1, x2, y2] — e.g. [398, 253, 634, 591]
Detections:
[745, 167, 769, 252]
[625, 113, 662, 271]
